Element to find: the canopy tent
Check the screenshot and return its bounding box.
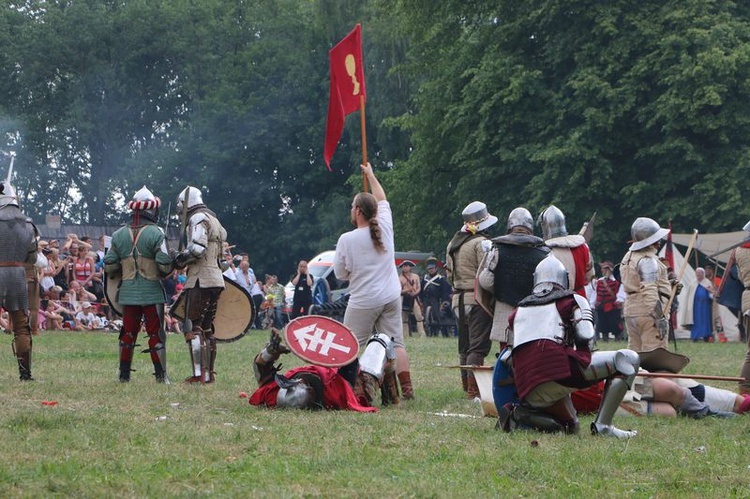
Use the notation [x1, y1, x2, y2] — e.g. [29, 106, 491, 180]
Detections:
[671, 231, 748, 264]
[659, 244, 740, 341]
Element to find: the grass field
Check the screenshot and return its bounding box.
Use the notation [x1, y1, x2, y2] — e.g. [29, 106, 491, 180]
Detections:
[1, 330, 749, 498]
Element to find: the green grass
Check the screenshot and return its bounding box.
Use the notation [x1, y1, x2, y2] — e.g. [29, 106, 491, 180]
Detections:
[1, 330, 749, 497]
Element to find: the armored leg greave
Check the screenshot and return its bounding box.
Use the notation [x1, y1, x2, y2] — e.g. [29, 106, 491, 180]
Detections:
[584, 350, 639, 438]
[119, 331, 137, 382]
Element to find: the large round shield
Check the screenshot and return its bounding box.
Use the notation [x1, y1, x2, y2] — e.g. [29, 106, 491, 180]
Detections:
[283, 315, 359, 367]
[492, 348, 519, 415]
[171, 276, 255, 343]
[104, 274, 124, 317]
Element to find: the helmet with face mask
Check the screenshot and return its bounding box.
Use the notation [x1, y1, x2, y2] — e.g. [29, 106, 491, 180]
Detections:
[176, 186, 204, 212]
[275, 372, 323, 410]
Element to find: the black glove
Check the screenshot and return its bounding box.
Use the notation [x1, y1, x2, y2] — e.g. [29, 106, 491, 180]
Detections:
[170, 250, 188, 269]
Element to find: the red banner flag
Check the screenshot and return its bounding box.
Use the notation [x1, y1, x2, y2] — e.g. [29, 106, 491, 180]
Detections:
[324, 24, 366, 170]
[664, 221, 675, 271]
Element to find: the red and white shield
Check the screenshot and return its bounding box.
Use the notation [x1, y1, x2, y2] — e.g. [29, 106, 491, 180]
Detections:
[283, 315, 360, 367]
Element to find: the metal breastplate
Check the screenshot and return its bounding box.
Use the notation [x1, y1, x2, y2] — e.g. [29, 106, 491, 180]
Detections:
[512, 302, 566, 349]
[493, 241, 549, 306]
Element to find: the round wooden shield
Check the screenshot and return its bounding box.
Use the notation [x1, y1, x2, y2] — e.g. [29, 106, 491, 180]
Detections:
[171, 276, 255, 343]
[283, 315, 359, 367]
[104, 274, 124, 317]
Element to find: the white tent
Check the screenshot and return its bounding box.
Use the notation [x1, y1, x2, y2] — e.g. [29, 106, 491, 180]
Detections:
[659, 244, 741, 341]
[671, 231, 747, 264]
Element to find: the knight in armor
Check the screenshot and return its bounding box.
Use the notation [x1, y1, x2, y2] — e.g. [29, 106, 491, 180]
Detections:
[249, 329, 396, 412]
[420, 257, 452, 337]
[733, 220, 750, 394]
[171, 186, 228, 384]
[477, 207, 549, 347]
[620, 217, 673, 353]
[446, 201, 497, 400]
[537, 205, 594, 297]
[0, 160, 38, 380]
[498, 255, 640, 438]
[104, 186, 173, 383]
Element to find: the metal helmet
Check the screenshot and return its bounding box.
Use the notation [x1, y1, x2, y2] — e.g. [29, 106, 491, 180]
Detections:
[537, 205, 567, 240]
[275, 373, 322, 410]
[506, 207, 534, 233]
[532, 254, 569, 295]
[176, 186, 204, 211]
[461, 201, 498, 234]
[0, 156, 18, 209]
[629, 217, 669, 251]
[127, 185, 161, 210]
[127, 185, 161, 224]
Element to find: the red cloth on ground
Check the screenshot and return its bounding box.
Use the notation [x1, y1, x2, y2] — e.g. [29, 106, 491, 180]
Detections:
[248, 365, 377, 413]
[570, 382, 605, 414]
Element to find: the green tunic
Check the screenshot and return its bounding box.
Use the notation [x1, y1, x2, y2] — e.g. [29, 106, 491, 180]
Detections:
[104, 223, 173, 305]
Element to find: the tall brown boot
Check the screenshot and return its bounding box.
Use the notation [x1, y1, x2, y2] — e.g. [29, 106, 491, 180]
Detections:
[466, 374, 480, 400]
[398, 371, 414, 400]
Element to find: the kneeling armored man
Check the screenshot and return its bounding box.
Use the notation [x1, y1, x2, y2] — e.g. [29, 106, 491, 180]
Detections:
[248, 330, 397, 412]
[499, 254, 640, 438]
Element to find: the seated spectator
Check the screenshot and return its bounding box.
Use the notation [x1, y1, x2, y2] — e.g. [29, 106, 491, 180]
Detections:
[75, 302, 99, 330]
[39, 299, 65, 331]
[68, 280, 98, 311]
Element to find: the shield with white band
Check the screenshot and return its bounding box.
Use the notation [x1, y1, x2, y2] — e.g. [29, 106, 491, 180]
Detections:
[283, 315, 359, 367]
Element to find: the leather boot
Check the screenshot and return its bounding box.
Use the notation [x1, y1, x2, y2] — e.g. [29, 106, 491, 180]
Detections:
[17, 351, 33, 381]
[398, 371, 414, 400]
[466, 374, 480, 400]
[382, 371, 400, 406]
[119, 361, 132, 382]
[461, 370, 468, 393]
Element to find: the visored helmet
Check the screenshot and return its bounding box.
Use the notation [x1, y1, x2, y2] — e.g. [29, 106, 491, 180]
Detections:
[176, 186, 204, 211]
[275, 372, 323, 410]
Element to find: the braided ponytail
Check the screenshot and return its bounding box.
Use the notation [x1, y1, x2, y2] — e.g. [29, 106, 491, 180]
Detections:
[354, 192, 386, 253]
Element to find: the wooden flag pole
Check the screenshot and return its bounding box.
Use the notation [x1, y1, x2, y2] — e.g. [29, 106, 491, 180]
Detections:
[360, 94, 369, 192]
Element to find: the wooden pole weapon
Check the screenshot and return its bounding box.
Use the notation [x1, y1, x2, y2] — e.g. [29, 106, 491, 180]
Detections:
[360, 94, 369, 192]
[443, 365, 745, 383]
[664, 229, 698, 314]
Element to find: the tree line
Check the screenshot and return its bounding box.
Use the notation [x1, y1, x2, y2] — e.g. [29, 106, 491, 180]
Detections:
[2, 0, 749, 275]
